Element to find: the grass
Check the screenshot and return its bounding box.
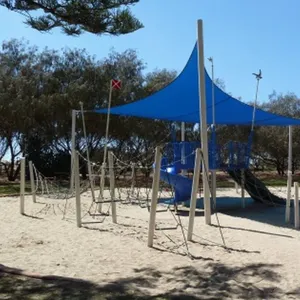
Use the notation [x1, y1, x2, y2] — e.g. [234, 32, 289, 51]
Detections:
[0, 183, 30, 196]
[216, 177, 288, 188]
[0, 170, 295, 196]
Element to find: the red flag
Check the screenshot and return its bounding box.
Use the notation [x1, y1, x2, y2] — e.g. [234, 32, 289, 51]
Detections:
[111, 79, 122, 90]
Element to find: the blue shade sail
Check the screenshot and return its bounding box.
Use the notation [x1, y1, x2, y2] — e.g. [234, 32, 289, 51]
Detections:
[95, 43, 300, 126]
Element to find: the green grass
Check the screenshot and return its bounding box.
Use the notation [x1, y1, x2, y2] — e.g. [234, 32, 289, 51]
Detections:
[262, 178, 287, 187]
[217, 178, 288, 188]
[0, 174, 291, 196]
[0, 183, 30, 196]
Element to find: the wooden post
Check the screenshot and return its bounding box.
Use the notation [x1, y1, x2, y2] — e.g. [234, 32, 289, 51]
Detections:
[75, 152, 82, 228]
[294, 182, 299, 229]
[29, 161, 36, 203]
[197, 19, 211, 225]
[20, 157, 25, 215]
[108, 151, 117, 223]
[187, 148, 202, 241]
[147, 147, 162, 247]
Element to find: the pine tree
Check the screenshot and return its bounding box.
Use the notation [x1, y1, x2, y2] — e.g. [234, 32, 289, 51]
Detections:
[0, 0, 143, 36]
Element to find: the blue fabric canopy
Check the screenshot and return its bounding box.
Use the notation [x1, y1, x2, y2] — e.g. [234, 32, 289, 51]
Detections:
[95, 43, 300, 126]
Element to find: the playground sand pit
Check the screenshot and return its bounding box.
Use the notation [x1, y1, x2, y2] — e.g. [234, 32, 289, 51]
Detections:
[1, 188, 300, 299]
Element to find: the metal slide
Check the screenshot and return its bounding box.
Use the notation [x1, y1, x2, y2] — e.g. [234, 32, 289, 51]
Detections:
[227, 169, 285, 206]
[160, 170, 193, 203]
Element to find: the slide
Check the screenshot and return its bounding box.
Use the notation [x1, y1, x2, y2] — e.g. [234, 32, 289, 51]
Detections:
[227, 169, 285, 206]
[160, 170, 193, 203]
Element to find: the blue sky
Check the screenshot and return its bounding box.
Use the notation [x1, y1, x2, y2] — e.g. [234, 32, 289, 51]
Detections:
[0, 0, 299, 103]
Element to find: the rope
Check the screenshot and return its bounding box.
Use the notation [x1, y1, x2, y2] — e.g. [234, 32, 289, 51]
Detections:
[199, 150, 227, 248]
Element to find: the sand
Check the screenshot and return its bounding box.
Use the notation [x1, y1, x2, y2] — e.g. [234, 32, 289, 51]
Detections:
[1, 187, 300, 299]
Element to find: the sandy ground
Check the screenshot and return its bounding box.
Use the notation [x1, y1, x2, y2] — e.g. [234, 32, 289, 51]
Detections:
[1, 186, 300, 299]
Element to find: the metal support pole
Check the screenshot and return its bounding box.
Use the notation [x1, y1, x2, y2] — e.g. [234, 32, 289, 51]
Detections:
[241, 169, 245, 208]
[29, 161, 36, 203]
[208, 56, 217, 209]
[98, 82, 114, 211]
[108, 151, 117, 223]
[294, 182, 299, 229]
[286, 126, 293, 223]
[20, 157, 25, 215]
[75, 152, 82, 228]
[181, 122, 187, 175]
[70, 109, 76, 191]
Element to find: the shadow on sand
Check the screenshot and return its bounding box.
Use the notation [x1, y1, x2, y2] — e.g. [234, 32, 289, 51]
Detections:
[214, 197, 297, 232]
[184, 196, 296, 234]
[0, 261, 295, 299]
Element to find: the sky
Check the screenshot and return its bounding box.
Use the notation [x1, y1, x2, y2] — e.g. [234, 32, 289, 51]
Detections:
[0, 0, 300, 103]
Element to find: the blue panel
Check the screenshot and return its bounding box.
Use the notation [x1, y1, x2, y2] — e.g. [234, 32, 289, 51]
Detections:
[95, 42, 300, 126]
[161, 140, 251, 171]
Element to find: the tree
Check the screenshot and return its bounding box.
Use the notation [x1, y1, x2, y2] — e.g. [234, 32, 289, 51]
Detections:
[253, 92, 300, 175]
[0, 39, 41, 181]
[0, 0, 143, 36]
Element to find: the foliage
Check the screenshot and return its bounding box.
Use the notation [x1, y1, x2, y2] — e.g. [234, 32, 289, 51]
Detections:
[0, 38, 300, 180]
[253, 92, 300, 175]
[0, 39, 175, 180]
[0, 0, 143, 36]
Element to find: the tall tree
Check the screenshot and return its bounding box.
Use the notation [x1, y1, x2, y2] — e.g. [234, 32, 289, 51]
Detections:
[253, 92, 300, 175]
[0, 39, 41, 180]
[0, 0, 143, 36]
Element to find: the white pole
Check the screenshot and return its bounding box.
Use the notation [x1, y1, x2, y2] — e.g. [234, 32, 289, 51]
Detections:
[97, 165, 105, 213]
[211, 171, 217, 207]
[39, 173, 44, 195]
[235, 182, 239, 194]
[208, 56, 216, 128]
[70, 109, 76, 191]
[241, 169, 245, 208]
[75, 152, 82, 228]
[181, 122, 185, 144]
[208, 57, 217, 208]
[130, 163, 136, 195]
[147, 146, 162, 247]
[98, 81, 113, 210]
[79, 102, 96, 201]
[294, 182, 299, 229]
[286, 126, 292, 223]
[20, 157, 25, 215]
[187, 148, 202, 241]
[108, 151, 117, 223]
[197, 19, 211, 225]
[28, 161, 36, 203]
[181, 122, 187, 175]
[103, 82, 113, 167]
[252, 76, 260, 132]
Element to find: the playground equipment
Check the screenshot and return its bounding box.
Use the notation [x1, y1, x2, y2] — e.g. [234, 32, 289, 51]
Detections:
[159, 139, 252, 206]
[92, 19, 300, 244]
[19, 19, 300, 251]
